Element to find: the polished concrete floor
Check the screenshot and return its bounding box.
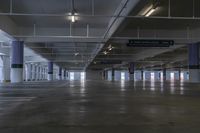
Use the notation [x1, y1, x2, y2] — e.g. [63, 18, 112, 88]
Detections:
[0, 80, 200, 132]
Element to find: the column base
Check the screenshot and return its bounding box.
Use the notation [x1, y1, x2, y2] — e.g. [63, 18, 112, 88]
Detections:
[11, 68, 23, 83]
[129, 74, 134, 81]
[189, 69, 200, 82]
[48, 74, 53, 81]
[58, 76, 62, 80]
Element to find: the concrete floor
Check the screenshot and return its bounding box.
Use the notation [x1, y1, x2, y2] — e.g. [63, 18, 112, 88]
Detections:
[0, 80, 200, 132]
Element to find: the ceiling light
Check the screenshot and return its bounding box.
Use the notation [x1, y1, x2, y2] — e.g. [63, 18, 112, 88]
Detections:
[103, 51, 108, 55]
[108, 45, 113, 51]
[70, 12, 77, 23]
[68, 0, 77, 23]
[69, 11, 77, 23]
[145, 8, 156, 17]
[74, 52, 79, 56]
[71, 15, 75, 23]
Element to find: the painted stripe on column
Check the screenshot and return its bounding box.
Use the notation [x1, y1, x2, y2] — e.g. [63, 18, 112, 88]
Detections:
[11, 64, 23, 68]
[48, 72, 53, 74]
[189, 65, 200, 69]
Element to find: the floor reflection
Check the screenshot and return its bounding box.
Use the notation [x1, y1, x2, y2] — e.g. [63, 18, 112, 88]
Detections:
[142, 80, 146, 91]
[180, 81, 184, 95]
[160, 81, 164, 93]
[170, 80, 175, 94]
[150, 80, 155, 91]
[80, 80, 86, 97]
[120, 80, 125, 92]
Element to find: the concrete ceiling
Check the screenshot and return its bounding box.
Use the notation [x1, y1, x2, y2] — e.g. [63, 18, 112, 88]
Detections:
[89, 0, 200, 70]
[0, 0, 199, 71]
[0, 0, 133, 70]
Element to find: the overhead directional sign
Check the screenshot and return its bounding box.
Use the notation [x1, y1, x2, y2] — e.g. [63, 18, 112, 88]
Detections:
[127, 39, 174, 47]
[100, 60, 122, 64]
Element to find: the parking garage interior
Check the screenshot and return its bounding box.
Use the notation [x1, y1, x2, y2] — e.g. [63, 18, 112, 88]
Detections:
[1, 0, 200, 132]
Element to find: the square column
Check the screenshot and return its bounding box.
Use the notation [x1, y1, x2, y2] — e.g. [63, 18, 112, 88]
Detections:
[58, 67, 62, 80]
[11, 41, 24, 83]
[26, 63, 32, 81]
[111, 68, 115, 81]
[63, 69, 67, 80]
[2, 56, 10, 82]
[48, 62, 53, 81]
[31, 64, 36, 81]
[189, 43, 200, 82]
[129, 62, 134, 81]
[163, 68, 167, 81]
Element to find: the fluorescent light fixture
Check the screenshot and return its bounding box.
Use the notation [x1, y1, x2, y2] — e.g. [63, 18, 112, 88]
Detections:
[74, 52, 79, 56]
[103, 51, 108, 55]
[71, 15, 75, 23]
[145, 8, 156, 17]
[108, 45, 113, 51]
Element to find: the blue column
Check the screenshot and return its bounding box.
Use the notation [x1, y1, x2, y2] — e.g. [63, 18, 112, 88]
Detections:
[163, 68, 166, 81]
[129, 62, 134, 81]
[189, 43, 200, 82]
[11, 41, 24, 83]
[141, 70, 144, 80]
[103, 70, 106, 80]
[58, 67, 62, 80]
[111, 68, 115, 81]
[63, 69, 66, 80]
[48, 62, 53, 81]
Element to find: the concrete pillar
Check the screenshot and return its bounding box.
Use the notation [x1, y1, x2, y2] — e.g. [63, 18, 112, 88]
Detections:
[38, 66, 42, 80]
[41, 67, 44, 80]
[35, 65, 39, 81]
[11, 41, 24, 83]
[1, 56, 10, 82]
[58, 67, 62, 80]
[129, 62, 134, 81]
[39, 66, 42, 80]
[189, 43, 200, 82]
[111, 68, 115, 81]
[43, 67, 45, 80]
[44, 67, 46, 80]
[44, 67, 47, 80]
[163, 68, 167, 81]
[31, 64, 36, 81]
[48, 62, 53, 81]
[178, 69, 181, 81]
[141, 70, 144, 80]
[63, 69, 67, 80]
[66, 71, 69, 80]
[103, 70, 106, 80]
[26, 63, 32, 81]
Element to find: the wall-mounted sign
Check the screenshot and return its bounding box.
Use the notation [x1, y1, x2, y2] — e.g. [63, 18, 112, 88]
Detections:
[127, 39, 174, 47]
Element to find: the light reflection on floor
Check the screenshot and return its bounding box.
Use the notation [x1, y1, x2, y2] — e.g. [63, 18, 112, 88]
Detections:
[120, 80, 125, 92]
[80, 80, 86, 97]
[150, 79, 155, 91]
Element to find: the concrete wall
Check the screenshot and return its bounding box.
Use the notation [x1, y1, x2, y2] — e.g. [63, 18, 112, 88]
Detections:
[86, 70, 103, 80]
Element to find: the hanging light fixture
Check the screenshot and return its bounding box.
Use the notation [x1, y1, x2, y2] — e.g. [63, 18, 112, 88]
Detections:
[69, 0, 77, 23]
[70, 10, 77, 23]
